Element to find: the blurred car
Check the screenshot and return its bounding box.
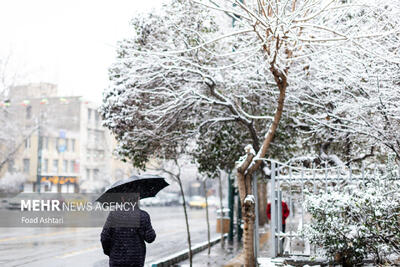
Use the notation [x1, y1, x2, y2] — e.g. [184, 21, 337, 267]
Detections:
[140, 198, 153, 207]
[206, 196, 219, 207]
[161, 192, 180, 206]
[188, 195, 207, 209]
[150, 197, 162, 206]
[140, 192, 180, 207]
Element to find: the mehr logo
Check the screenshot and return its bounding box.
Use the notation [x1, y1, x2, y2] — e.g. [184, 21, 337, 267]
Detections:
[20, 199, 137, 212]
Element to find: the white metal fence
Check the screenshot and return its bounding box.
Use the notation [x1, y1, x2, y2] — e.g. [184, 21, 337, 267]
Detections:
[253, 159, 400, 258]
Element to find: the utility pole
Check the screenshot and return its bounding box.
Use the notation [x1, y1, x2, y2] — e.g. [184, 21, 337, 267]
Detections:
[36, 111, 42, 193]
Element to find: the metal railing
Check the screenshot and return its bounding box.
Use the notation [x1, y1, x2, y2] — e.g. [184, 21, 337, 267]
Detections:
[253, 159, 400, 258]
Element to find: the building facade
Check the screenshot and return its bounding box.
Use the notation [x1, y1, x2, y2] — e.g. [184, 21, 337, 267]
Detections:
[0, 83, 133, 193]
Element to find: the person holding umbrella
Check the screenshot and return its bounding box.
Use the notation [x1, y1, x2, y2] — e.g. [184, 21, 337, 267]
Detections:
[99, 175, 169, 267]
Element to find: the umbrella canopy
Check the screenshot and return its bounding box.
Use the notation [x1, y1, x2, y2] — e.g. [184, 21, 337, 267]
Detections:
[96, 174, 169, 203]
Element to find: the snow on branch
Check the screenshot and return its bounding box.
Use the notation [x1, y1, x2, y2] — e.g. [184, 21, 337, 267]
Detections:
[244, 194, 255, 205]
[244, 144, 256, 156]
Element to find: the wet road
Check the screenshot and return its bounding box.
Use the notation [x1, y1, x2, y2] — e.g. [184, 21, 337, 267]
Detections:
[0, 206, 218, 267]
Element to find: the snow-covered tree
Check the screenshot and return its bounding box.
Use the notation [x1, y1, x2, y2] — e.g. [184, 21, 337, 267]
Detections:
[101, 0, 400, 265]
[289, 1, 400, 165]
[0, 55, 32, 173]
[192, 0, 400, 263]
[0, 172, 27, 192]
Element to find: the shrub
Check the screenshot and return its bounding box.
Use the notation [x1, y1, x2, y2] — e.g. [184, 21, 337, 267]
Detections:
[302, 166, 400, 266]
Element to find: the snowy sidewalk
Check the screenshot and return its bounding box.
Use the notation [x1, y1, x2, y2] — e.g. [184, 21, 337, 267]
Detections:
[224, 226, 272, 267]
[175, 225, 274, 266]
[176, 239, 241, 267]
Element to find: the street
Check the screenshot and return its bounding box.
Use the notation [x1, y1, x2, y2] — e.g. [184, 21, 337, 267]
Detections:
[0, 206, 218, 267]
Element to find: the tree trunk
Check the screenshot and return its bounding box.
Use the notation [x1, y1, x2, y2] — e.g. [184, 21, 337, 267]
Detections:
[237, 171, 255, 267]
[218, 174, 225, 248]
[203, 180, 211, 255]
[258, 181, 267, 226]
[177, 176, 192, 266]
[237, 66, 287, 266]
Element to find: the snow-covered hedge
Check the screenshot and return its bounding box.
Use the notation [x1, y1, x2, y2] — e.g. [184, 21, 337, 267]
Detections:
[302, 171, 400, 266]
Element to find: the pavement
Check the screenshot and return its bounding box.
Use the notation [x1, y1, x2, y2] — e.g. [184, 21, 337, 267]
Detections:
[224, 226, 272, 267]
[176, 238, 242, 267]
[0, 206, 219, 267]
[176, 225, 273, 267]
[0, 204, 298, 267]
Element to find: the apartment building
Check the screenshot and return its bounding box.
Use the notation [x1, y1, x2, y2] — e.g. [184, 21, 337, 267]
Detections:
[0, 83, 133, 193]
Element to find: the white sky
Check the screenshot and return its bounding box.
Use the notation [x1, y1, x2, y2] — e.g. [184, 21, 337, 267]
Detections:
[0, 0, 165, 103]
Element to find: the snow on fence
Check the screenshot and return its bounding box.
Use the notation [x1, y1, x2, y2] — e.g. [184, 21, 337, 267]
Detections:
[255, 159, 400, 258]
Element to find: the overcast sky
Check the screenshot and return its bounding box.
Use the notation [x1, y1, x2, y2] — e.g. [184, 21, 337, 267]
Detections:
[0, 0, 165, 103]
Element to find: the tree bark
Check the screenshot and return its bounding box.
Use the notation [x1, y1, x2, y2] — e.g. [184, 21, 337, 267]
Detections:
[203, 180, 211, 255]
[258, 181, 267, 226]
[237, 150, 255, 267]
[177, 176, 192, 266]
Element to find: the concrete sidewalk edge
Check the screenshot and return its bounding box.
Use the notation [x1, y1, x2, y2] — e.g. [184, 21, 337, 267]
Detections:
[148, 234, 228, 267]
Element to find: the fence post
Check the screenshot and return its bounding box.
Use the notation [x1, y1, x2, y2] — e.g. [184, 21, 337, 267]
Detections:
[271, 162, 278, 257]
[278, 190, 283, 255]
[252, 174, 259, 261]
[301, 167, 305, 254]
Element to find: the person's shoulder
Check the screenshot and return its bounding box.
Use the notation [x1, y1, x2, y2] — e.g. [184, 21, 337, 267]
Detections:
[139, 209, 150, 217]
[138, 209, 152, 223]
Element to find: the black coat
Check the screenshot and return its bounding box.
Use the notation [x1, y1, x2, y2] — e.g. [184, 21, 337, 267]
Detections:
[101, 209, 156, 267]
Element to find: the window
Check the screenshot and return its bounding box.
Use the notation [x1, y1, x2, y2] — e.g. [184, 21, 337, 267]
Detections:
[8, 159, 15, 173]
[93, 168, 99, 179]
[70, 160, 75, 173]
[53, 159, 59, 173]
[23, 159, 30, 173]
[65, 138, 69, 151]
[63, 160, 68, 173]
[55, 138, 59, 152]
[26, 106, 32, 119]
[95, 111, 99, 124]
[88, 109, 92, 121]
[87, 130, 92, 143]
[50, 184, 58, 193]
[43, 137, 49, 150]
[25, 137, 31, 149]
[43, 159, 48, 173]
[71, 139, 75, 152]
[38, 136, 43, 149]
[95, 131, 100, 143]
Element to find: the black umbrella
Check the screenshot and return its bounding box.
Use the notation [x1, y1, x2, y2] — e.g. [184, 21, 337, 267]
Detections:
[96, 174, 169, 203]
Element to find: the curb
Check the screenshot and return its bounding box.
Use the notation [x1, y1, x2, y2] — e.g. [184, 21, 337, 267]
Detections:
[149, 234, 228, 267]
